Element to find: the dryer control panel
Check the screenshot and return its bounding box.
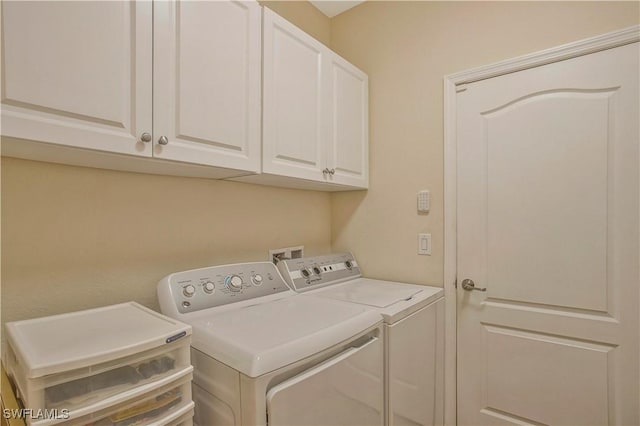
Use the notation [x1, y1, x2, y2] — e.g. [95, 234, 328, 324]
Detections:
[158, 262, 291, 317]
[278, 252, 362, 292]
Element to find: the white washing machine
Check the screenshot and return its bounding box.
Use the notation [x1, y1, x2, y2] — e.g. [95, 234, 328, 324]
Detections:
[277, 253, 445, 426]
[157, 261, 384, 426]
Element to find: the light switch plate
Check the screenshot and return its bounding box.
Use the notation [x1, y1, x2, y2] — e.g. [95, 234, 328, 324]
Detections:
[418, 233, 431, 255]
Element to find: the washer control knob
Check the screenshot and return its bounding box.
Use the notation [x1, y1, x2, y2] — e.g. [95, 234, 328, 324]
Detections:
[203, 281, 215, 294]
[301, 269, 311, 278]
[312, 266, 322, 275]
[345, 260, 353, 270]
[183, 285, 196, 297]
[225, 275, 243, 292]
[252, 274, 263, 286]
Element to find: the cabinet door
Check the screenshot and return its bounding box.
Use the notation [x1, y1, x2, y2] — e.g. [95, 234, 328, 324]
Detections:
[153, 0, 261, 172]
[262, 7, 328, 182]
[327, 54, 369, 188]
[1, 1, 152, 156]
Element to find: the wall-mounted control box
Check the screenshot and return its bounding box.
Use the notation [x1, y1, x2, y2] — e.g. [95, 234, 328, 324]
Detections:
[418, 190, 430, 213]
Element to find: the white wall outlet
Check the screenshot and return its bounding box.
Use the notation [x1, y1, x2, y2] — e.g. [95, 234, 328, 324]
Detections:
[418, 233, 431, 255]
[269, 246, 304, 263]
[417, 190, 430, 213]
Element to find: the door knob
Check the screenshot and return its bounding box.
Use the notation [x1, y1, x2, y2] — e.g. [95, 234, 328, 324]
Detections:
[461, 279, 486, 292]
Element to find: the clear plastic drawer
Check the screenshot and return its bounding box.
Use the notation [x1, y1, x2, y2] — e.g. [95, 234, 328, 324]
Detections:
[155, 402, 194, 426]
[22, 367, 194, 426]
[6, 338, 191, 419]
[66, 369, 193, 426]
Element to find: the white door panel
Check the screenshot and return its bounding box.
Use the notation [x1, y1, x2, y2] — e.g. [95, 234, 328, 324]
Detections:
[457, 43, 639, 425]
[262, 7, 327, 180]
[327, 55, 369, 188]
[485, 90, 611, 311]
[153, 0, 261, 171]
[484, 326, 611, 426]
[1, 1, 152, 155]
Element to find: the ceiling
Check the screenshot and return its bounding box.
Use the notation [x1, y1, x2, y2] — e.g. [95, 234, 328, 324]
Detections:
[309, 1, 365, 18]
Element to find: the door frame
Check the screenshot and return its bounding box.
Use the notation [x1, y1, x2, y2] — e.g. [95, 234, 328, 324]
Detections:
[442, 25, 639, 426]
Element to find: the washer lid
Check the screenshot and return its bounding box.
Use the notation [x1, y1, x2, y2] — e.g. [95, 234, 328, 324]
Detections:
[310, 278, 444, 323]
[5, 302, 192, 378]
[189, 295, 380, 378]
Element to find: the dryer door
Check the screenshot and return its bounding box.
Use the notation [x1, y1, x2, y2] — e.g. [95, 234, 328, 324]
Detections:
[266, 332, 383, 425]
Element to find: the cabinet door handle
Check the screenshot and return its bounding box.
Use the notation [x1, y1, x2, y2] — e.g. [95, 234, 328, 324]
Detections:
[158, 136, 169, 145]
[140, 132, 152, 143]
[322, 168, 330, 175]
[330, 168, 335, 175]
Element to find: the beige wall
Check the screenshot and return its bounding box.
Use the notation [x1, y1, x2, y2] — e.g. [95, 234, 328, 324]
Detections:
[1, 158, 331, 322]
[0, 2, 331, 326]
[329, 1, 639, 286]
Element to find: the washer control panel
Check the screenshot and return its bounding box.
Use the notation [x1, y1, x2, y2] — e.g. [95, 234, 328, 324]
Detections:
[158, 262, 290, 315]
[277, 252, 362, 292]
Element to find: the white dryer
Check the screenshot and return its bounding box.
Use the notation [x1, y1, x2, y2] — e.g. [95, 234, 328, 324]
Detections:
[157, 261, 384, 426]
[278, 253, 444, 426]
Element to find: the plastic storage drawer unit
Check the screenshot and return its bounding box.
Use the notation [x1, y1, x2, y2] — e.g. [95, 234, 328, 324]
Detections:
[65, 368, 194, 426]
[3, 302, 192, 426]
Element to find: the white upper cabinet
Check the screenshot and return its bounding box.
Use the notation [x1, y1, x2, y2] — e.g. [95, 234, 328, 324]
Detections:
[327, 54, 369, 188]
[1, 0, 261, 177]
[153, 0, 261, 171]
[1, 1, 153, 156]
[260, 7, 369, 189]
[262, 7, 327, 181]
[1, 2, 367, 189]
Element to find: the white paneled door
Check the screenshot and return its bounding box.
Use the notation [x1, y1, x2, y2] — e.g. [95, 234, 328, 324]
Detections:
[457, 42, 639, 425]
